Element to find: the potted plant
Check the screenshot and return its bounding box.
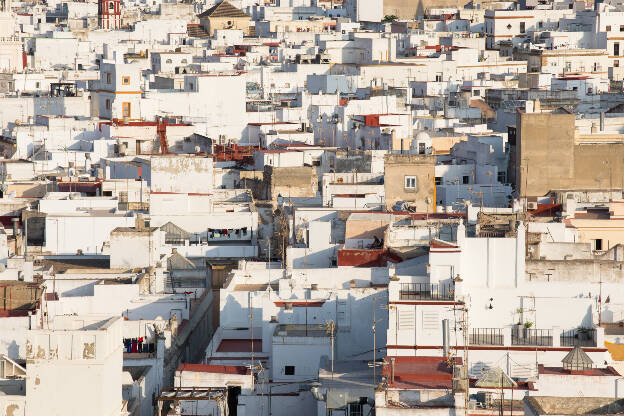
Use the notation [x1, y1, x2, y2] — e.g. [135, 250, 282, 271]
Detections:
[523, 321, 533, 338]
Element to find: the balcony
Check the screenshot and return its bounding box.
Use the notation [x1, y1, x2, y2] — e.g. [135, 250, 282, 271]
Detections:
[470, 328, 504, 346]
[560, 328, 597, 347]
[399, 283, 454, 301]
[511, 327, 553, 347]
[457, 326, 604, 349]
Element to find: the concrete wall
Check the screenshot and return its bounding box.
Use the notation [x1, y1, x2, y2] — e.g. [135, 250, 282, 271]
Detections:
[516, 111, 624, 197]
[150, 155, 214, 194]
[383, 0, 469, 19]
[265, 165, 318, 200]
[25, 317, 123, 416]
[384, 154, 436, 212]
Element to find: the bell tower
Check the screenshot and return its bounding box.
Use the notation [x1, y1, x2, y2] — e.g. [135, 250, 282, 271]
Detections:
[98, 0, 121, 29]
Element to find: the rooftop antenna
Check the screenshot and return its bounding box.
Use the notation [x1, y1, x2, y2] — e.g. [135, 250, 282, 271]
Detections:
[368, 294, 383, 387]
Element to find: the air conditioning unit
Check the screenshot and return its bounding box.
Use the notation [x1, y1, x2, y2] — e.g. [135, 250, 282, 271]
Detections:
[527, 201, 538, 210]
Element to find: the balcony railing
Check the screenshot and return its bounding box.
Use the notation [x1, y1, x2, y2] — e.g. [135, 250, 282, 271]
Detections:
[470, 328, 504, 346]
[511, 327, 553, 346]
[560, 328, 597, 347]
[399, 283, 454, 301]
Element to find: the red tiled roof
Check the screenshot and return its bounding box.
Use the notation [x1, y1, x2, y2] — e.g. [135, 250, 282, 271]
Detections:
[538, 365, 620, 377]
[177, 363, 250, 375]
[216, 339, 262, 353]
[383, 356, 459, 390]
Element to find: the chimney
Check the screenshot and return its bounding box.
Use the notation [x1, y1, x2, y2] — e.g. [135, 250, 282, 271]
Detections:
[11, 217, 19, 236]
[135, 214, 146, 230]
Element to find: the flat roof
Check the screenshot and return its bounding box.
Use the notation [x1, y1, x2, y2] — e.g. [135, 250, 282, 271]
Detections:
[525, 397, 624, 415]
[273, 324, 329, 338]
[216, 339, 262, 353]
[383, 356, 460, 390]
[177, 363, 250, 375]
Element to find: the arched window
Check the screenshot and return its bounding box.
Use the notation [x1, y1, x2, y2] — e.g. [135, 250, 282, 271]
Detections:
[181, 59, 187, 63]
[166, 59, 172, 64]
[109, 1, 115, 10]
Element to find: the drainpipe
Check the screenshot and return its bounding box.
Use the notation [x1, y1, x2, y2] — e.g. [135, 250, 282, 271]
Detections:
[443, 319, 450, 357]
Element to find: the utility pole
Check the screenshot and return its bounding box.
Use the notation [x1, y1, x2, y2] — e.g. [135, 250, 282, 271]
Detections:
[325, 320, 335, 381]
[250, 293, 254, 392]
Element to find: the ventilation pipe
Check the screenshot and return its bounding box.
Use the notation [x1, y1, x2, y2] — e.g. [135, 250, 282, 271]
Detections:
[442, 319, 450, 357]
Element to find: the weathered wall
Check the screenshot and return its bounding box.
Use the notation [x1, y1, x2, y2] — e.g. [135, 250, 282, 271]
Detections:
[0, 283, 41, 311]
[516, 111, 624, 197]
[265, 166, 318, 200]
[150, 155, 214, 194]
[384, 154, 435, 212]
[383, 0, 468, 19]
[345, 217, 391, 240]
[516, 111, 576, 198]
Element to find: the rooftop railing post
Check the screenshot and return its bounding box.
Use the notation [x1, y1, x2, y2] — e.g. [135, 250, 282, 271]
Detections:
[502, 326, 512, 347]
[552, 326, 561, 348]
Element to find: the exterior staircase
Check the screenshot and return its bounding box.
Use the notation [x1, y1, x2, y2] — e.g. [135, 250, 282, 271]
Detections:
[187, 24, 210, 39]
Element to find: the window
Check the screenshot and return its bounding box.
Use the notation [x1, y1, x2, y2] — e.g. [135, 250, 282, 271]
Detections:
[109, 1, 114, 9]
[106, 72, 111, 84]
[497, 172, 506, 183]
[122, 76, 130, 85]
[473, 89, 480, 96]
[404, 176, 417, 189]
[35, 82, 40, 88]
[462, 175, 470, 184]
[616, 60, 620, 67]
[506, 24, 512, 30]
[435, 73, 443, 82]
[594, 239, 603, 251]
[615, 42, 620, 56]
[122, 102, 131, 118]
[105, 99, 110, 110]
[349, 403, 364, 416]
[435, 177, 442, 185]
[181, 59, 187, 63]
[519, 22, 525, 33]
[284, 366, 295, 375]
[620, 25, 624, 32]
[166, 59, 172, 64]
[607, 25, 612, 31]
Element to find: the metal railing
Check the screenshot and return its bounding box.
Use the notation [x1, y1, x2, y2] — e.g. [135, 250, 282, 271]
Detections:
[399, 283, 454, 301]
[511, 327, 553, 346]
[560, 328, 597, 347]
[470, 328, 504, 346]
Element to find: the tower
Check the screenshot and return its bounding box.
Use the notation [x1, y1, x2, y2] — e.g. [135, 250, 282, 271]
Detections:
[98, 0, 121, 29]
